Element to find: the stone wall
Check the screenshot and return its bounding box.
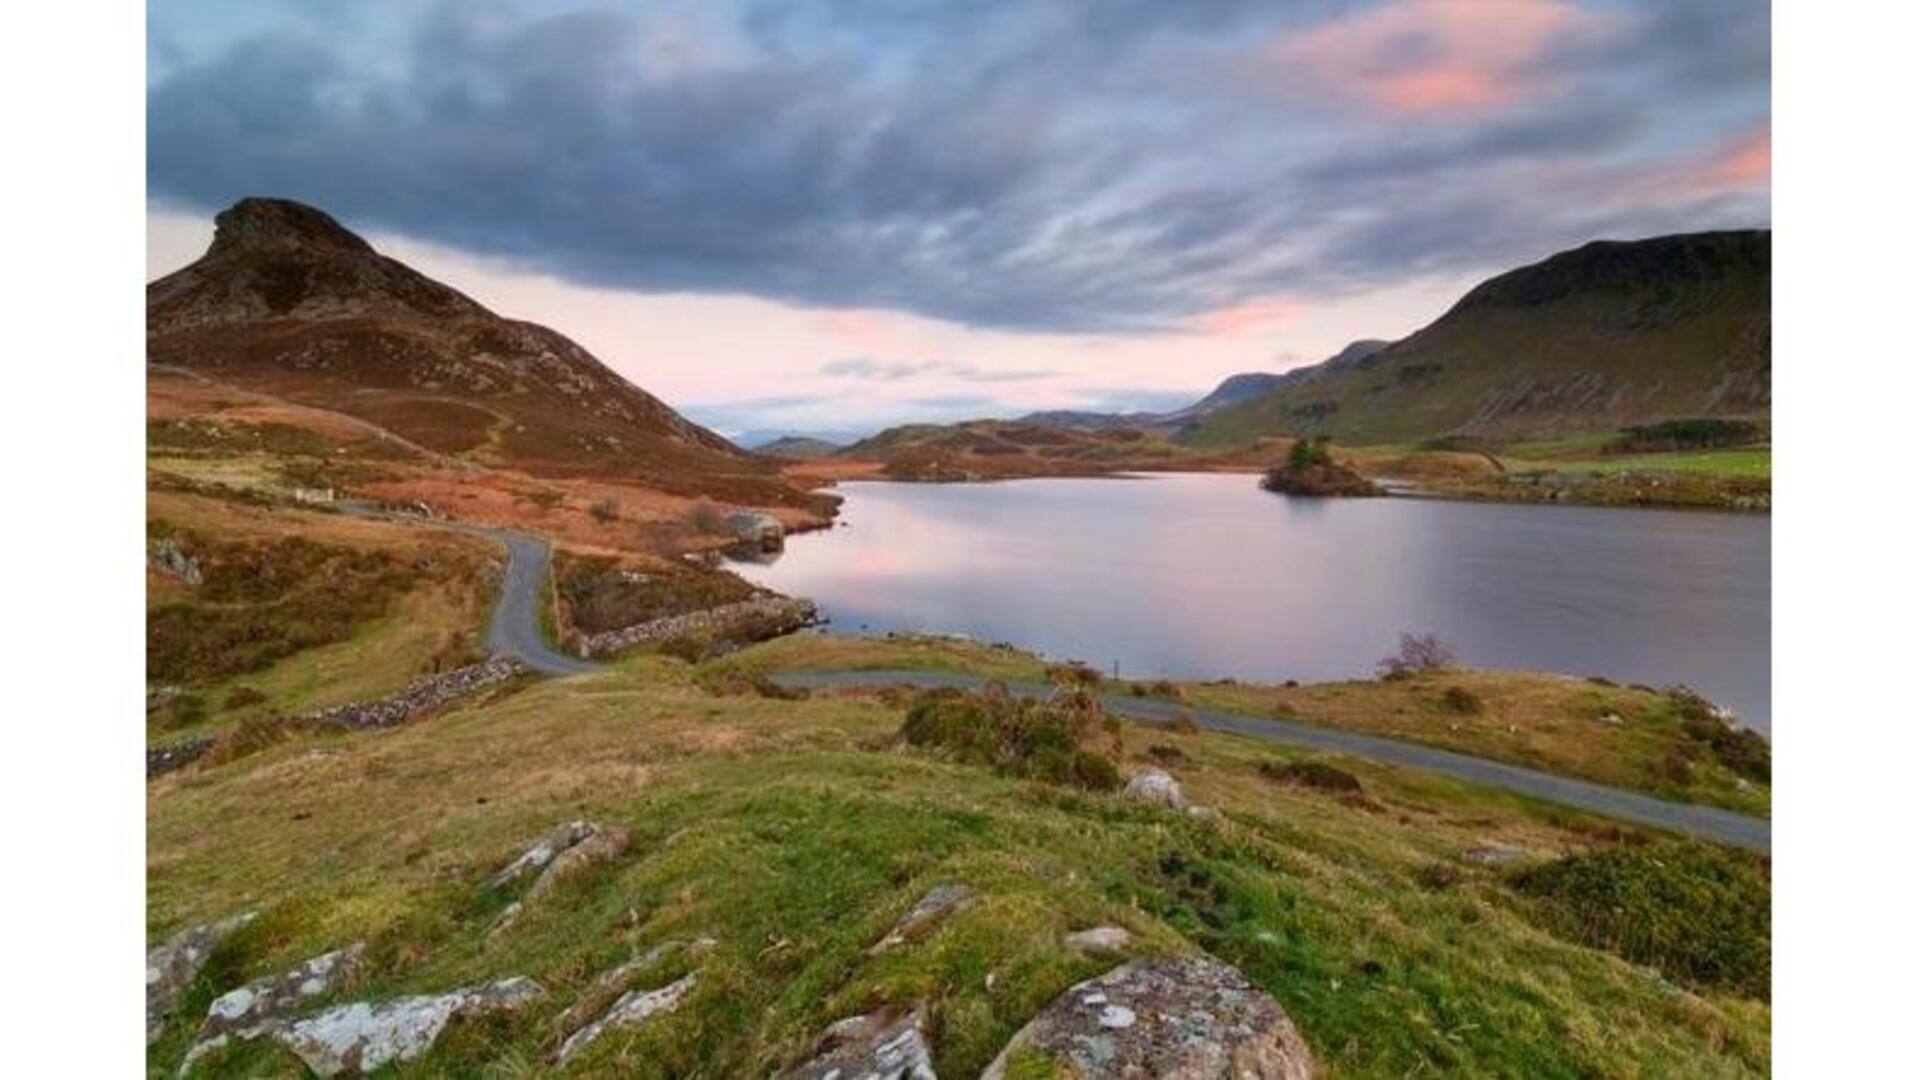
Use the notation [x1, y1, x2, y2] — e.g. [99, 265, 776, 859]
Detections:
[579, 596, 817, 659]
[147, 656, 532, 779]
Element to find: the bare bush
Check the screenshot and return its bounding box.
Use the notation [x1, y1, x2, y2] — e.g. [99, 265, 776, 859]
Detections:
[1377, 632, 1458, 679]
[687, 497, 727, 535]
[588, 499, 620, 524]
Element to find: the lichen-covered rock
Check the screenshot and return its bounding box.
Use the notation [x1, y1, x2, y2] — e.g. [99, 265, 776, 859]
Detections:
[870, 884, 973, 954]
[1122, 768, 1186, 810]
[982, 956, 1315, 1080]
[550, 939, 716, 1045]
[1064, 926, 1133, 955]
[779, 1008, 937, 1079]
[147, 912, 257, 1044]
[553, 973, 698, 1065]
[577, 595, 816, 659]
[524, 827, 629, 901]
[179, 943, 365, 1072]
[486, 820, 601, 890]
[275, 976, 544, 1076]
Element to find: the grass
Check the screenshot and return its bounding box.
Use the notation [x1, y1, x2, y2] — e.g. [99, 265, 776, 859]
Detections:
[1166, 669, 1769, 817]
[1506, 447, 1771, 480]
[150, 653, 1769, 1077]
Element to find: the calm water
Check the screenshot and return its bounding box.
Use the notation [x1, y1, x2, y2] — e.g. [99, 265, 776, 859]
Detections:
[731, 473, 1771, 731]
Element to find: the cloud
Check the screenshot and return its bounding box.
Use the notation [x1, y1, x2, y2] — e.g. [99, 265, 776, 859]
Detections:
[148, 0, 1769, 334]
[821, 357, 1056, 383]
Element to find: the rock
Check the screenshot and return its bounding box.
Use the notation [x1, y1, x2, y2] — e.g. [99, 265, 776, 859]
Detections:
[1122, 769, 1186, 810]
[870, 884, 974, 954]
[148, 735, 216, 779]
[524, 827, 630, 901]
[550, 939, 716, 1044]
[553, 973, 698, 1065]
[1064, 926, 1133, 954]
[147, 912, 258, 1045]
[486, 820, 601, 890]
[982, 956, 1315, 1080]
[1462, 845, 1528, 867]
[779, 1008, 937, 1079]
[1597, 711, 1624, 725]
[148, 536, 205, 585]
[179, 943, 365, 1072]
[275, 976, 544, 1076]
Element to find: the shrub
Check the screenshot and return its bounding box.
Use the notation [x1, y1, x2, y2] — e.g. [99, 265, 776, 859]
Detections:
[1512, 841, 1771, 999]
[1260, 759, 1364, 794]
[157, 693, 209, 731]
[1168, 710, 1201, 735]
[1667, 686, 1770, 783]
[1377, 632, 1458, 679]
[899, 684, 1124, 791]
[1047, 662, 1103, 687]
[1439, 686, 1484, 714]
[654, 634, 714, 663]
[223, 686, 268, 711]
[1287, 436, 1333, 469]
[1606, 418, 1763, 454]
[687, 497, 727, 535]
[588, 499, 620, 523]
[1144, 743, 1190, 766]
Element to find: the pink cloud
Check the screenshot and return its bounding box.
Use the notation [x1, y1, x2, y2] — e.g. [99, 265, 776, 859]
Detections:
[1693, 128, 1771, 190]
[1269, 0, 1604, 116]
[1195, 294, 1304, 337]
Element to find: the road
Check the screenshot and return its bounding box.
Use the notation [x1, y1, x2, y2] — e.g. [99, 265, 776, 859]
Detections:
[768, 668, 1771, 852]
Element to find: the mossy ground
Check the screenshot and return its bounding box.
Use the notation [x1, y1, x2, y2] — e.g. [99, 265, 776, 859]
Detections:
[150, 642, 1769, 1077]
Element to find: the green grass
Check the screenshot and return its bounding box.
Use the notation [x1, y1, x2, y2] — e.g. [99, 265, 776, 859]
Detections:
[1507, 447, 1771, 479]
[150, 656, 1769, 1077]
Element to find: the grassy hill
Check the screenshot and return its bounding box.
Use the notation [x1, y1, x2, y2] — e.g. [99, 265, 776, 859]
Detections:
[149, 636, 1770, 1077]
[1181, 231, 1770, 448]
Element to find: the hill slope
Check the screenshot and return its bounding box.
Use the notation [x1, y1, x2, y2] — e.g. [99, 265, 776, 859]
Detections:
[148, 198, 800, 503]
[1181, 231, 1770, 447]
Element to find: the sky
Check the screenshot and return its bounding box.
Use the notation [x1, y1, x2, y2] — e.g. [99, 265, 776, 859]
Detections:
[147, 0, 1770, 439]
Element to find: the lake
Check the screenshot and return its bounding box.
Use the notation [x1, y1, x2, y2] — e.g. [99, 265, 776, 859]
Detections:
[729, 473, 1772, 732]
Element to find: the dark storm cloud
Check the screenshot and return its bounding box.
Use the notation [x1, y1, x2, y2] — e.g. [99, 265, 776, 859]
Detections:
[148, 0, 1770, 332]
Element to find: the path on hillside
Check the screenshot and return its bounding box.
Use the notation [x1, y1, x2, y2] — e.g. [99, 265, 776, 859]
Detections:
[768, 668, 1771, 852]
[333, 502, 597, 676]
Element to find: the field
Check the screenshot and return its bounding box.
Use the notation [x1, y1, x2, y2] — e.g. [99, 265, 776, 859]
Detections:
[150, 637, 1769, 1077]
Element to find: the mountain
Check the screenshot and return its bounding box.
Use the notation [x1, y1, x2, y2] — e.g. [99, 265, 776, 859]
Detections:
[148, 198, 801, 503]
[1181, 230, 1770, 447]
[754, 436, 843, 459]
[1011, 341, 1392, 433]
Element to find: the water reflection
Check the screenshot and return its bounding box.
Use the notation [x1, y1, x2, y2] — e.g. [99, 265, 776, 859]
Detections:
[730, 473, 1771, 731]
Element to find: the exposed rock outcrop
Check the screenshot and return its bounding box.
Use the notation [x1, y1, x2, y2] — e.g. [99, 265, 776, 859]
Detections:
[553, 972, 698, 1065]
[147, 912, 258, 1044]
[779, 1008, 938, 1079]
[1064, 926, 1134, 955]
[274, 976, 545, 1076]
[148, 735, 216, 779]
[577, 595, 817, 659]
[486, 820, 602, 890]
[180, 943, 365, 1072]
[870, 884, 973, 954]
[550, 939, 716, 1048]
[982, 956, 1315, 1079]
[1259, 460, 1382, 497]
[1122, 769, 1187, 810]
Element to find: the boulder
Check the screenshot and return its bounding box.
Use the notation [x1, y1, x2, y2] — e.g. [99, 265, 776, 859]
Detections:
[147, 911, 257, 1045]
[179, 943, 365, 1072]
[982, 956, 1315, 1080]
[486, 820, 601, 890]
[1122, 769, 1186, 810]
[275, 976, 545, 1076]
[779, 1008, 937, 1079]
[1064, 926, 1133, 955]
[553, 972, 698, 1065]
[870, 884, 973, 954]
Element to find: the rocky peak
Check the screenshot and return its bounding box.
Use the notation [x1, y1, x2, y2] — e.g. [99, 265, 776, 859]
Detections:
[207, 197, 378, 259]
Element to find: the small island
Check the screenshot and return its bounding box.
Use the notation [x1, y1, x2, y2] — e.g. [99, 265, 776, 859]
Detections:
[1260, 437, 1383, 497]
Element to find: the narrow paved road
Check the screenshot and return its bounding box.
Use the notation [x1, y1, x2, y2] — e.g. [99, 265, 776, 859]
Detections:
[769, 669, 1771, 852]
[334, 502, 597, 676]
[482, 530, 600, 675]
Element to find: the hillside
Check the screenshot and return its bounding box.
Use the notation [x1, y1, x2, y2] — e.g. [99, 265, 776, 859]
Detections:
[838, 418, 1265, 480]
[752, 435, 843, 459]
[148, 198, 809, 508]
[1181, 231, 1770, 447]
